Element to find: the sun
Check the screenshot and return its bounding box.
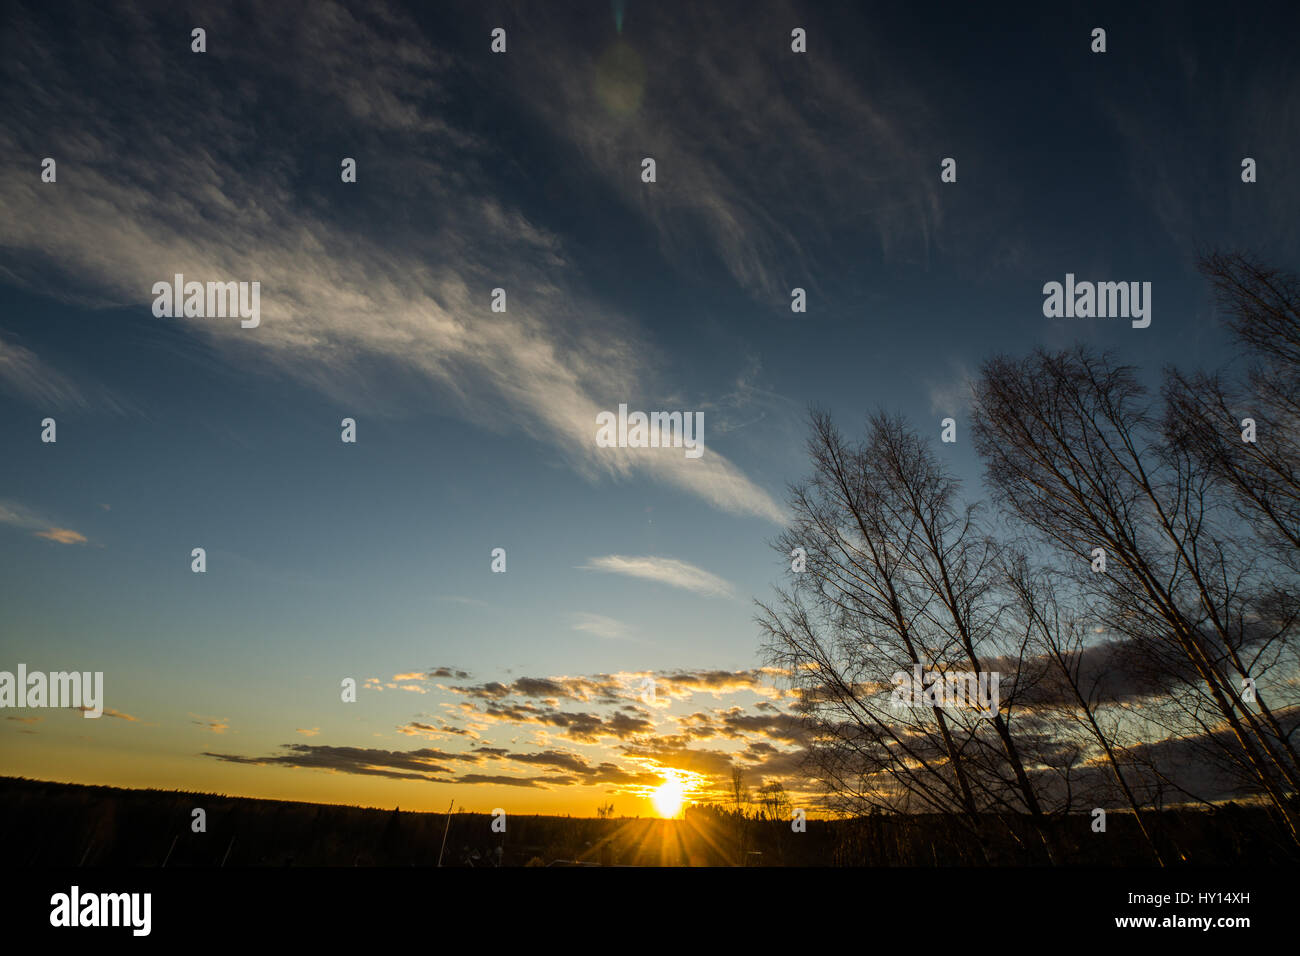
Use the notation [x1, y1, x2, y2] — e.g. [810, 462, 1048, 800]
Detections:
[651, 773, 686, 818]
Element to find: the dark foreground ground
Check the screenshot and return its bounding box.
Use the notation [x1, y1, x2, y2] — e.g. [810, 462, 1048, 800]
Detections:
[2, 777, 1295, 866]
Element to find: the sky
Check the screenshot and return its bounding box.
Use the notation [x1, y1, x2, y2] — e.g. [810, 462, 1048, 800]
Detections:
[1, 0, 1298, 816]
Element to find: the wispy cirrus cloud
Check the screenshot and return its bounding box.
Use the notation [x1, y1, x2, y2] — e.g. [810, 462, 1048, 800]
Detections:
[34, 527, 88, 545]
[0, 336, 87, 409]
[505, 0, 944, 301]
[1094, 30, 1300, 262]
[0, 500, 88, 546]
[571, 612, 633, 640]
[0, 0, 782, 523]
[927, 360, 975, 417]
[579, 555, 736, 598]
[0, 335, 128, 415]
[190, 714, 230, 734]
[79, 706, 138, 721]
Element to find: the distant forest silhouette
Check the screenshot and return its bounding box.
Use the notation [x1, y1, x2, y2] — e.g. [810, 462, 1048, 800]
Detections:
[4, 776, 1293, 866]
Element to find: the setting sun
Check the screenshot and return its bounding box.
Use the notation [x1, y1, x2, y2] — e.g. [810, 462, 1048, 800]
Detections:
[651, 774, 686, 818]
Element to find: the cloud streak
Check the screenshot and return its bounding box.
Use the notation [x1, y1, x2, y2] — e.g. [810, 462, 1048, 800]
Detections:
[0, 500, 88, 546]
[571, 612, 633, 640]
[506, 0, 944, 300]
[579, 555, 736, 598]
[0, 336, 87, 409]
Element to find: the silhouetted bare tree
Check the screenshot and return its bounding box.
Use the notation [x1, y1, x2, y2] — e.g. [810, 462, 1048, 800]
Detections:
[972, 320, 1299, 845]
[758, 411, 1059, 863]
[761, 251, 1299, 863]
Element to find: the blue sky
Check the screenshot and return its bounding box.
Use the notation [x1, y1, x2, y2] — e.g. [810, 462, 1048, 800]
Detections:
[1, 0, 1297, 813]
